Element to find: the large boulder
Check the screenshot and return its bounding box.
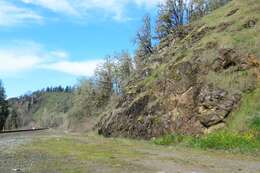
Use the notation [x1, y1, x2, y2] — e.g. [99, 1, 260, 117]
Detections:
[197, 85, 241, 127]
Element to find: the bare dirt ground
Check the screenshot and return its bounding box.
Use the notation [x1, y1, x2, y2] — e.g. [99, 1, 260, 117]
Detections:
[0, 130, 259, 173]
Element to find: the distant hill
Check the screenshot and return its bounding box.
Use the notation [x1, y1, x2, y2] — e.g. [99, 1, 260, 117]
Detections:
[6, 90, 73, 130]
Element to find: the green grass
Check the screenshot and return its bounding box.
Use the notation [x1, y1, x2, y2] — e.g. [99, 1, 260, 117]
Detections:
[250, 115, 260, 132]
[189, 132, 260, 153]
[15, 133, 148, 173]
[189, 0, 260, 57]
[24, 134, 145, 160]
[153, 134, 184, 145]
[206, 70, 256, 93]
[227, 88, 260, 132]
[153, 132, 260, 154]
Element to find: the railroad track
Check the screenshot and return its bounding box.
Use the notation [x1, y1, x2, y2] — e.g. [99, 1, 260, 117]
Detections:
[0, 128, 49, 134]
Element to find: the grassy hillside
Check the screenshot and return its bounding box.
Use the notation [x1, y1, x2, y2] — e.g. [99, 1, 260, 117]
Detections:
[177, 0, 260, 133]
[7, 92, 73, 129]
[32, 92, 73, 128]
[227, 88, 260, 132]
[98, 0, 260, 141]
[7, 90, 97, 131]
[198, 0, 259, 56]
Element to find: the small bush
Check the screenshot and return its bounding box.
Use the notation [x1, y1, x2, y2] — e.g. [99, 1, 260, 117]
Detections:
[153, 134, 184, 145]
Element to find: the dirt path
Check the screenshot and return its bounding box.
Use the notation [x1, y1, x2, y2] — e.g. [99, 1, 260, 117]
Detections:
[0, 131, 259, 173]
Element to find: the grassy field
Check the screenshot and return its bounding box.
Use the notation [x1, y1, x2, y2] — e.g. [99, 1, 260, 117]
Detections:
[1, 131, 260, 173]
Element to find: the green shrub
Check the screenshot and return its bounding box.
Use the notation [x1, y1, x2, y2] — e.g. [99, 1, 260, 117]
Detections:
[153, 134, 184, 145]
[227, 88, 260, 131]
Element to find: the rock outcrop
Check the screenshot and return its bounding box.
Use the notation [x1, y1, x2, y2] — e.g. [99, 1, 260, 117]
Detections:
[97, 60, 243, 139]
[97, 0, 260, 139]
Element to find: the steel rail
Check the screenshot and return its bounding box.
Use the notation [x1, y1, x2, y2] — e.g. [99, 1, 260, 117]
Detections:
[0, 128, 49, 134]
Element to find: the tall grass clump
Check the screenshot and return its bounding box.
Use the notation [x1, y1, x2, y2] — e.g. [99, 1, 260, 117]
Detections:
[250, 115, 260, 132]
[152, 134, 184, 145]
[189, 131, 260, 153]
[153, 131, 260, 153]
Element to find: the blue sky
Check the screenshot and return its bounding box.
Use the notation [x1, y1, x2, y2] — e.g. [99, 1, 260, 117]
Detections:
[0, 0, 164, 98]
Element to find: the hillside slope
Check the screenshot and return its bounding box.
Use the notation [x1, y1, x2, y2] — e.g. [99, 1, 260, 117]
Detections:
[97, 0, 260, 139]
[7, 92, 73, 129]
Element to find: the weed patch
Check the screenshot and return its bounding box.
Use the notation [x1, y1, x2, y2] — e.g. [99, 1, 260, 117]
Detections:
[153, 132, 260, 153]
[189, 132, 260, 153]
[152, 134, 184, 145]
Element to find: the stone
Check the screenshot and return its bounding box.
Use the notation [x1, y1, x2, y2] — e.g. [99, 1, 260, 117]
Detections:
[197, 85, 240, 127]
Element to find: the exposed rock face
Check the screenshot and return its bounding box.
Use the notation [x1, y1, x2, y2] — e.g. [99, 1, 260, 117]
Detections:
[98, 93, 167, 139]
[97, 29, 258, 139]
[97, 60, 242, 139]
[97, 49, 252, 138]
[212, 48, 251, 72]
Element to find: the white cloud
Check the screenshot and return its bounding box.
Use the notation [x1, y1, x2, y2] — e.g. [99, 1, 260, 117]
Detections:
[0, 52, 41, 73]
[43, 60, 103, 76]
[75, 0, 126, 21]
[0, 0, 166, 26]
[0, 41, 44, 74]
[0, 41, 102, 77]
[21, 0, 79, 16]
[19, 0, 165, 21]
[0, 1, 43, 26]
[50, 50, 69, 59]
[133, 0, 165, 7]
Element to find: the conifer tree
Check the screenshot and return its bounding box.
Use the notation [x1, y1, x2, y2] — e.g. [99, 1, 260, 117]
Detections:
[0, 80, 9, 131]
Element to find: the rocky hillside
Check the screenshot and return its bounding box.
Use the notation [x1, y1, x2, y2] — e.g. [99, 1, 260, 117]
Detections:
[97, 0, 260, 139]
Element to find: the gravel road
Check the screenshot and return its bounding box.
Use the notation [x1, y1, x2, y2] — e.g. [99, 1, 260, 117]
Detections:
[0, 131, 259, 173]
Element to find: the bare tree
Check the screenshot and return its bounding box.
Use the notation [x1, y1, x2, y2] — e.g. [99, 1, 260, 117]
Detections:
[95, 56, 114, 105]
[135, 14, 153, 74]
[114, 51, 133, 95]
[156, 0, 186, 39]
[188, 0, 231, 22]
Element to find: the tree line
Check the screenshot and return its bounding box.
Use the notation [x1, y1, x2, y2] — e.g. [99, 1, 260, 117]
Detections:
[19, 86, 74, 99]
[45, 86, 74, 93]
